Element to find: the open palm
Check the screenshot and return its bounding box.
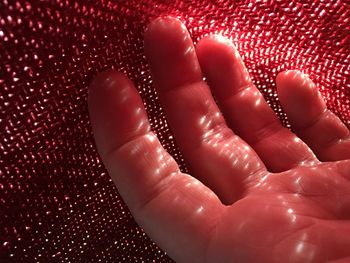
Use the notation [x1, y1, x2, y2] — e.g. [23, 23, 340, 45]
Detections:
[88, 17, 350, 263]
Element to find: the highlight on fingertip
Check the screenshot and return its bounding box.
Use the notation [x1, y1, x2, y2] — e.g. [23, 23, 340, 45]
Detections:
[276, 70, 317, 92]
[145, 16, 185, 36]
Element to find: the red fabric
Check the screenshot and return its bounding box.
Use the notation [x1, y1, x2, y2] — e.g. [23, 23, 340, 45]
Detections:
[1, 0, 349, 262]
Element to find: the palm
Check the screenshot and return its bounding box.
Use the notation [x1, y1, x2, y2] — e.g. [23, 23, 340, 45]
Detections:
[215, 163, 350, 262]
[88, 17, 350, 262]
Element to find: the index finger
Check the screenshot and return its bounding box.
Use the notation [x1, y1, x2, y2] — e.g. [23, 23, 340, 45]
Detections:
[88, 70, 223, 262]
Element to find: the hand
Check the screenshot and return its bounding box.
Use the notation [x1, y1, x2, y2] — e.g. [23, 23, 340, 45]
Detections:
[88, 17, 350, 263]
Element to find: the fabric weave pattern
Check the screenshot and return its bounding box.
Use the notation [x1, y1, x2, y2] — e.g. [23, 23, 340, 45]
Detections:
[1, 0, 349, 262]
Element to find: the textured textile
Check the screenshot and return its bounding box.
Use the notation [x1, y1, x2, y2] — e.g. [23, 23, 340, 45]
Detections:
[1, 0, 349, 262]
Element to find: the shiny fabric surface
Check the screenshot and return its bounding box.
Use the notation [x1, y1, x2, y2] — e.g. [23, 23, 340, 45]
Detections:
[1, 0, 349, 262]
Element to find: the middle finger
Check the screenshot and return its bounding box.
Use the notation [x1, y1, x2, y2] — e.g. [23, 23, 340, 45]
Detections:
[196, 35, 318, 172]
[144, 17, 266, 204]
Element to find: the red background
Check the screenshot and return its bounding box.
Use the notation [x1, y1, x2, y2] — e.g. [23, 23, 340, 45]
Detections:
[1, 0, 349, 262]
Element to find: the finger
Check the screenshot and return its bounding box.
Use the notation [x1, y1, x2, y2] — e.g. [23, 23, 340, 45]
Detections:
[195, 36, 317, 172]
[276, 70, 350, 161]
[144, 17, 266, 204]
[88, 70, 223, 262]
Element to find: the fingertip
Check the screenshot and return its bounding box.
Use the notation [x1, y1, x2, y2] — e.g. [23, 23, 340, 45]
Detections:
[196, 35, 237, 63]
[196, 34, 250, 100]
[276, 70, 296, 86]
[88, 70, 150, 158]
[276, 70, 323, 102]
[89, 70, 123, 88]
[144, 16, 202, 91]
[145, 16, 184, 37]
[276, 70, 327, 127]
[276, 70, 296, 101]
[144, 16, 187, 49]
[88, 70, 130, 102]
[88, 70, 138, 126]
[276, 69, 317, 90]
[197, 34, 234, 51]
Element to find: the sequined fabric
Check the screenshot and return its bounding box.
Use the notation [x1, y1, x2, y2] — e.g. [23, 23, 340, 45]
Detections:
[1, 0, 349, 262]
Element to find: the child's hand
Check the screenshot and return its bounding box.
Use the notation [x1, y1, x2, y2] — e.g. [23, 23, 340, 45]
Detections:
[88, 17, 350, 263]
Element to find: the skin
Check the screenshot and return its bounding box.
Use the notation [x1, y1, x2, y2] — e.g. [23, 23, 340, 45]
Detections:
[88, 17, 350, 263]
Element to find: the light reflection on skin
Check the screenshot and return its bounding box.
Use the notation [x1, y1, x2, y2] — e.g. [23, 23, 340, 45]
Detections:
[287, 208, 297, 223]
[184, 66, 346, 263]
[196, 206, 204, 214]
[184, 45, 195, 56]
[100, 19, 350, 263]
[190, 100, 268, 204]
[119, 86, 131, 103]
